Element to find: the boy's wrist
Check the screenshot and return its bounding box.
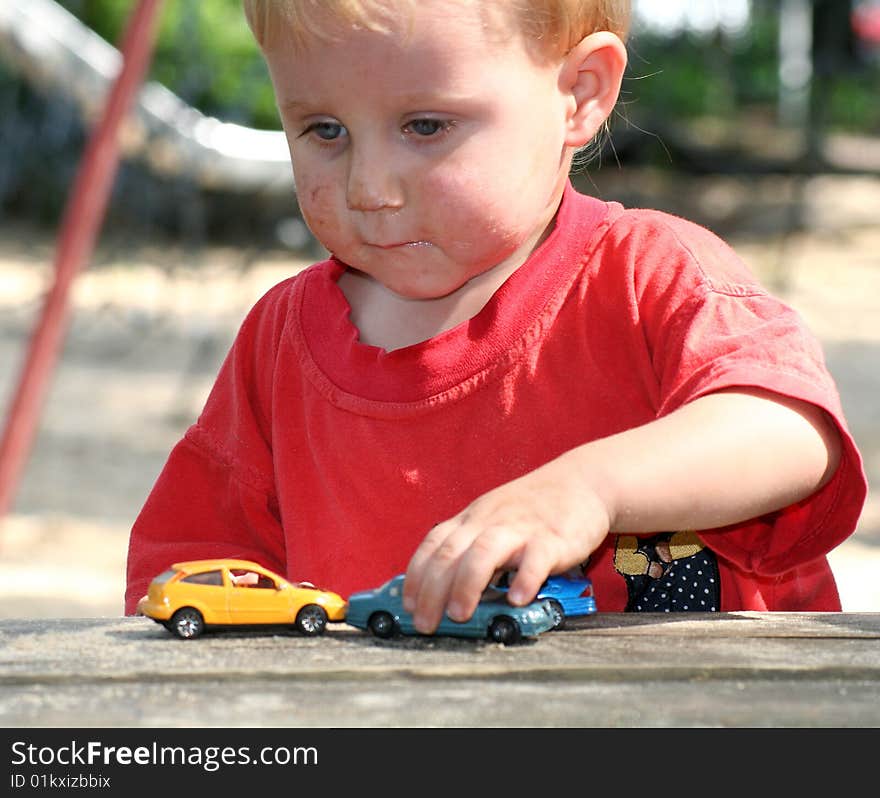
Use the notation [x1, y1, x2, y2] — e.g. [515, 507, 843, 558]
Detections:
[553, 447, 618, 538]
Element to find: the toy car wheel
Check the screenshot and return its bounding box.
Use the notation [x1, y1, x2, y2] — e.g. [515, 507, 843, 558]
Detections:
[169, 607, 205, 640]
[547, 599, 565, 630]
[295, 604, 328, 636]
[488, 616, 522, 645]
[368, 611, 396, 639]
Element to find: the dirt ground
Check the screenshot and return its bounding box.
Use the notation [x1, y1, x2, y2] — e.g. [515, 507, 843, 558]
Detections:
[1, 169, 878, 617]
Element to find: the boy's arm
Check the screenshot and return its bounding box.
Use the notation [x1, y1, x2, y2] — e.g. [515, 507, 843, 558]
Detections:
[402, 388, 842, 633]
[124, 432, 285, 614]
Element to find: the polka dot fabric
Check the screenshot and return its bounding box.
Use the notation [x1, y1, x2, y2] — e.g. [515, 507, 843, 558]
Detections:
[635, 551, 719, 612]
[615, 531, 722, 612]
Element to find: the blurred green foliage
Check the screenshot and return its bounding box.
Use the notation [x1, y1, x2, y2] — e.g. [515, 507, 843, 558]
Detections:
[627, 18, 775, 119]
[57, 0, 280, 129]
[627, 4, 880, 134]
[827, 74, 880, 131]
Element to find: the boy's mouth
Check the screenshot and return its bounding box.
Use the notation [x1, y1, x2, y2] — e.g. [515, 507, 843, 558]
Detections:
[370, 240, 432, 250]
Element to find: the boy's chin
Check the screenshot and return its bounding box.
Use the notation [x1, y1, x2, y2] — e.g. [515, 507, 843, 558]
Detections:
[341, 255, 481, 301]
[383, 280, 467, 302]
[352, 267, 469, 302]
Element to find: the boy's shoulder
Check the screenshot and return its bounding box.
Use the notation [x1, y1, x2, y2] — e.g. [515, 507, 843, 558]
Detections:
[601, 200, 732, 251]
[566, 185, 738, 262]
[244, 259, 335, 320]
[564, 192, 765, 297]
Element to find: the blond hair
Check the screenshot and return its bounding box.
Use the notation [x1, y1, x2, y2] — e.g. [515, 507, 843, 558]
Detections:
[243, 0, 631, 56]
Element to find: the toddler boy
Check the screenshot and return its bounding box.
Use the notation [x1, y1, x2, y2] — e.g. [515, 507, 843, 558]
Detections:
[126, 0, 866, 633]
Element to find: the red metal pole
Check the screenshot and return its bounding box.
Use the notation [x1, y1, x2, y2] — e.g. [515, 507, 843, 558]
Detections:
[0, 0, 164, 519]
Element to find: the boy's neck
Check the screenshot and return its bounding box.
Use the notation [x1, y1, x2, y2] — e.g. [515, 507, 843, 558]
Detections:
[338, 256, 525, 352]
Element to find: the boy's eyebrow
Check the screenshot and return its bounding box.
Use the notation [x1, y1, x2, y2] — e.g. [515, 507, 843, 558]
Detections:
[279, 91, 483, 115]
[277, 98, 314, 114]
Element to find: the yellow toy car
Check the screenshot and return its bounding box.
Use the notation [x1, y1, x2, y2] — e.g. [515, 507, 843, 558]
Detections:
[137, 559, 348, 639]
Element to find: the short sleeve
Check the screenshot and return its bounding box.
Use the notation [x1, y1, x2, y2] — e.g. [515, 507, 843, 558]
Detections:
[623, 210, 867, 574]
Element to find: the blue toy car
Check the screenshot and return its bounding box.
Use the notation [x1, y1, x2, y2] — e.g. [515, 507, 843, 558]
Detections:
[346, 574, 556, 644]
[492, 572, 596, 629]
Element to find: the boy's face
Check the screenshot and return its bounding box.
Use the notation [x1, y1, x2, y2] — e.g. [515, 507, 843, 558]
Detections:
[264, 1, 575, 300]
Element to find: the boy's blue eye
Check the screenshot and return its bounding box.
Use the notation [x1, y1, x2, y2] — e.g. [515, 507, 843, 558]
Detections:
[407, 119, 445, 137]
[307, 121, 345, 141]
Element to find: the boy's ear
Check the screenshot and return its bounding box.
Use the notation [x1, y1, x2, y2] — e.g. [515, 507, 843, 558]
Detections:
[560, 32, 628, 148]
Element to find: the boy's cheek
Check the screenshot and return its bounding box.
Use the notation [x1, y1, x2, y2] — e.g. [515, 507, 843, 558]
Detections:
[295, 181, 338, 236]
[300, 211, 336, 248]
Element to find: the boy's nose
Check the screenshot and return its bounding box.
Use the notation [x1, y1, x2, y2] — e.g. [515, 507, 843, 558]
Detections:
[346, 147, 404, 212]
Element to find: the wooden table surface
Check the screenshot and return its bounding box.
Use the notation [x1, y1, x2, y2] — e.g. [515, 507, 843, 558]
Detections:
[2, 612, 879, 727]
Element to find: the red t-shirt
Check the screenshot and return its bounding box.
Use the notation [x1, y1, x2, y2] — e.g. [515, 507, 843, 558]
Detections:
[125, 182, 866, 614]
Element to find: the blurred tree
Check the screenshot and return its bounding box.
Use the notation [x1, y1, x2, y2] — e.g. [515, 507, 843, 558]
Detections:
[56, 0, 279, 129]
[619, 0, 879, 171]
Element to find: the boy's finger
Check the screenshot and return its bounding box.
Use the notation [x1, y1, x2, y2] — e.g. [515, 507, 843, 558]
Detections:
[411, 564, 458, 634]
[402, 521, 453, 611]
[446, 524, 521, 621]
[406, 521, 474, 633]
[507, 540, 556, 606]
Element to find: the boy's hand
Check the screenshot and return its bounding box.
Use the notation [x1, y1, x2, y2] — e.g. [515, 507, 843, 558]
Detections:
[401, 390, 841, 634]
[402, 457, 612, 634]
